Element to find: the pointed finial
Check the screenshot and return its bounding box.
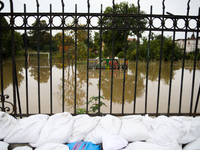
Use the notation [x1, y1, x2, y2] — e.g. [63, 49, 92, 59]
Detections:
[187, 0, 191, 16]
[137, 0, 140, 13]
[162, 0, 165, 15]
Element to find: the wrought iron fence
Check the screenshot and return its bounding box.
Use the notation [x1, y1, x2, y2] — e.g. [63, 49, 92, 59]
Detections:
[0, 0, 200, 117]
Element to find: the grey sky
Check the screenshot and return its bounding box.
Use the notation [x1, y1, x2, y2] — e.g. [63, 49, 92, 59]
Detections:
[1, 0, 199, 14]
[1, 0, 200, 39]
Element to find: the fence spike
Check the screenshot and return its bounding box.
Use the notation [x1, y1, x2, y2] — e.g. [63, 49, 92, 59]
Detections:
[87, 0, 90, 12]
[187, 0, 191, 16]
[113, 0, 115, 13]
[162, 0, 165, 15]
[36, 0, 39, 7]
[61, 0, 64, 13]
[36, 0, 39, 13]
[61, 0, 65, 7]
[9, 0, 13, 13]
[137, 0, 140, 14]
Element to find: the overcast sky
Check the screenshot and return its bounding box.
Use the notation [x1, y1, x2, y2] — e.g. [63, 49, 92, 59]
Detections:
[1, 0, 200, 39]
[1, 0, 199, 15]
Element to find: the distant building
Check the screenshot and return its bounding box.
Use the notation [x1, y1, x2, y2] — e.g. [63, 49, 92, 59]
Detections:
[127, 37, 137, 42]
[175, 33, 200, 53]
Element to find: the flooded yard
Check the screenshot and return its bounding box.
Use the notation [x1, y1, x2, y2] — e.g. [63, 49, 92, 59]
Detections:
[0, 59, 200, 114]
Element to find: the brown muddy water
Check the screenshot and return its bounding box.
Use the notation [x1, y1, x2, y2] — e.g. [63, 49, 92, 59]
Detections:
[0, 59, 200, 114]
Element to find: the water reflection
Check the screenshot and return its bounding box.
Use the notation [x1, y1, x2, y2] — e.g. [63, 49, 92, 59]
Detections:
[0, 60, 24, 90]
[28, 59, 50, 83]
[55, 65, 89, 109]
[87, 62, 181, 104]
[0, 59, 199, 114]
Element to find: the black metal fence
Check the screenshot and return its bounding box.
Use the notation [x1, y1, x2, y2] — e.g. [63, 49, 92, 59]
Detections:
[0, 0, 200, 117]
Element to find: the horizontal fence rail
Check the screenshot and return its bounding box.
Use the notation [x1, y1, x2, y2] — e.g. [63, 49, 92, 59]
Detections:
[0, 0, 200, 117]
[0, 13, 199, 31]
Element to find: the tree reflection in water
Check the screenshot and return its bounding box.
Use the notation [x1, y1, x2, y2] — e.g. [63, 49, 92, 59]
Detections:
[0, 59, 199, 114]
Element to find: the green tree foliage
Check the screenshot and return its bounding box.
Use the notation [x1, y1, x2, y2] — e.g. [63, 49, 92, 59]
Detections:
[117, 51, 124, 58]
[53, 32, 74, 50]
[127, 34, 183, 61]
[93, 32, 100, 52]
[77, 41, 87, 61]
[1, 17, 9, 35]
[1, 17, 23, 59]
[2, 31, 23, 58]
[70, 28, 96, 60]
[28, 20, 50, 51]
[102, 2, 146, 57]
[21, 33, 30, 48]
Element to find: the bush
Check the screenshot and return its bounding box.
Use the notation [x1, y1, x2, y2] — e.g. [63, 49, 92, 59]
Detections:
[128, 49, 137, 61]
[117, 51, 124, 58]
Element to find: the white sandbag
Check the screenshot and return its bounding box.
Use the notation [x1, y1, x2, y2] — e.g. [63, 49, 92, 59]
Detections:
[0, 141, 9, 150]
[84, 114, 121, 144]
[143, 115, 186, 146]
[4, 114, 49, 143]
[68, 114, 101, 143]
[0, 111, 18, 140]
[102, 134, 128, 150]
[30, 112, 74, 147]
[170, 116, 200, 144]
[183, 137, 200, 150]
[13, 146, 32, 150]
[123, 140, 182, 150]
[35, 143, 69, 150]
[119, 115, 150, 142]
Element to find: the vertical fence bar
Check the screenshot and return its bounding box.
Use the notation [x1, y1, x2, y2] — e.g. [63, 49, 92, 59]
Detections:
[14, 62, 22, 116]
[36, 0, 41, 114]
[86, 0, 90, 114]
[145, 6, 152, 114]
[168, 17, 176, 115]
[61, 0, 65, 112]
[98, 4, 103, 115]
[190, 7, 200, 114]
[10, 0, 17, 115]
[122, 5, 128, 115]
[133, 0, 140, 114]
[194, 83, 200, 114]
[50, 4, 53, 114]
[110, 0, 116, 114]
[0, 2, 4, 106]
[179, 0, 190, 113]
[74, 4, 77, 115]
[156, 0, 165, 116]
[24, 4, 29, 115]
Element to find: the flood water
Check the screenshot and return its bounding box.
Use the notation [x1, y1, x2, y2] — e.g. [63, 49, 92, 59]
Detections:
[0, 59, 200, 114]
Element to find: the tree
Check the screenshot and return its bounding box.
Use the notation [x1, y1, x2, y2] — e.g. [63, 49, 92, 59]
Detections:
[53, 32, 74, 50]
[101, 2, 146, 57]
[127, 34, 183, 61]
[70, 27, 95, 60]
[2, 31, 23, 58]
[28, 20, 50, 51]
[1, 17, 23, 59]
[21, 33, 30, 48]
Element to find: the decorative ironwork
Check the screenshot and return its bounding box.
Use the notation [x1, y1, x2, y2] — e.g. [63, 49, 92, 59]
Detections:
[0, 94, 16, 114]
[0, 1, 4, 11]
[0, 0, 199, 117]
[0, 2, 199, 32]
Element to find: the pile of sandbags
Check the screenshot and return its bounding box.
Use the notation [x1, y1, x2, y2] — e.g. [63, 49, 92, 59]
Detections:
[0, 111, 200, 150]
